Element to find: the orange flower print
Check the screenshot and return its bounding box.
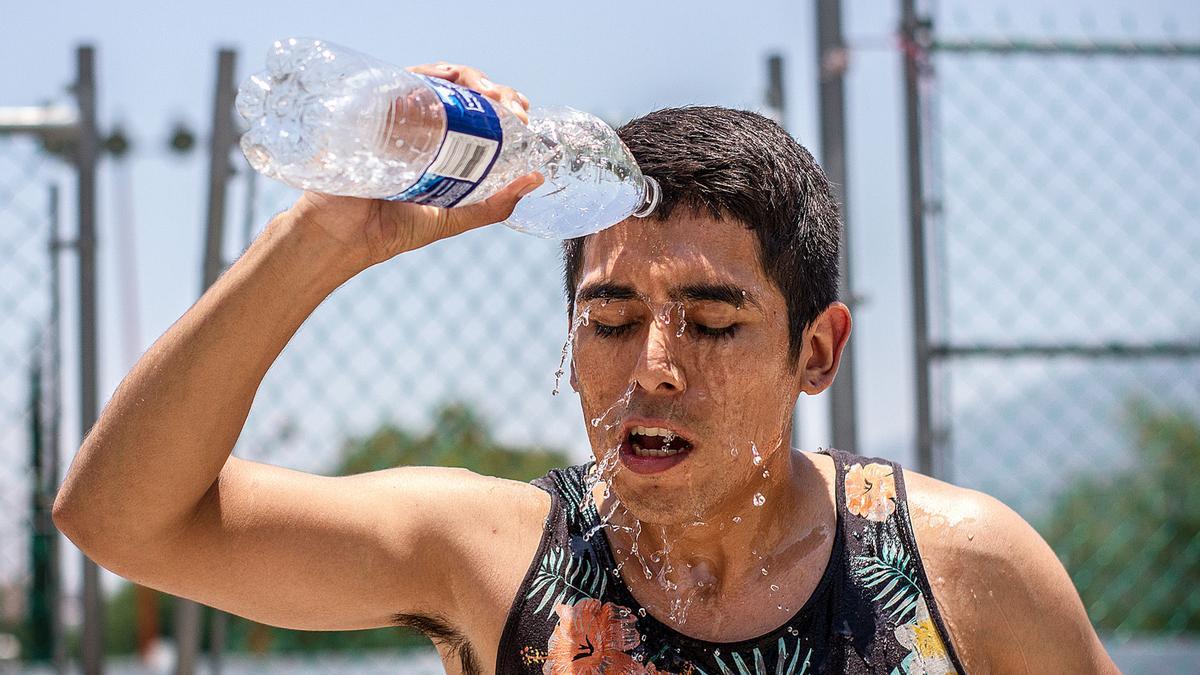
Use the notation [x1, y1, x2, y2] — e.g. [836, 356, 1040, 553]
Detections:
[845, 462, 897, 522]
[543, 599, 642, 674]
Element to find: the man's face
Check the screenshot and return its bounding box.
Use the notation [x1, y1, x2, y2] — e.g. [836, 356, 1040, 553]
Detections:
[570, 211, 805, 524]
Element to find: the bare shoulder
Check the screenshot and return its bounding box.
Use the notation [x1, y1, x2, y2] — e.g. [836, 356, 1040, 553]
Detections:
[901, 468, 1117, 674]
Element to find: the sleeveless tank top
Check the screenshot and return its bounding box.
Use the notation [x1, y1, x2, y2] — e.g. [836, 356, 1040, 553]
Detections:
[495, 449, 966, 674]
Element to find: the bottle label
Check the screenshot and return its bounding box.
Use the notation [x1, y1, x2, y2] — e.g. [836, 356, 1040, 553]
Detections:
[389, 75, 503, 207]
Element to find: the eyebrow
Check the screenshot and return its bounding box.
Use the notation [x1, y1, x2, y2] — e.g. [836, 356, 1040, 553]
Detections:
[575, 281, 761, 311]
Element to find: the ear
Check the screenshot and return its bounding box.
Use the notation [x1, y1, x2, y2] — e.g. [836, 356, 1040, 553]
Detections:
[798, 302, 852, 396]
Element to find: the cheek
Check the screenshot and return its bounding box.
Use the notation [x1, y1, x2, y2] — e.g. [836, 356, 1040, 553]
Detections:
[572, 336, 633, 393]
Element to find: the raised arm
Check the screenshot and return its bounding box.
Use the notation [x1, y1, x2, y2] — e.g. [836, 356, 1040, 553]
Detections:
[53, 62, 547, 632]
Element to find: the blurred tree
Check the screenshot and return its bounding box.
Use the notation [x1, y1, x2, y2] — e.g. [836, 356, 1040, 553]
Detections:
[1043, 398, 1200, 634]
[103, 401, 570, 655]
[333, 401, 570, 480]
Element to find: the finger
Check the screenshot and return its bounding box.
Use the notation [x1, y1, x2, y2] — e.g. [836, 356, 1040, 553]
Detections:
[405, 62, 460, 82]
[405, 64, 527, 122]
[499, 91, 529, 124]
[446, 65, 491, 92]
[440, 172, 544, 237]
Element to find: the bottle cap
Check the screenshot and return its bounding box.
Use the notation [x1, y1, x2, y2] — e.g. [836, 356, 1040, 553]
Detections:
[632, 176, 661, 219]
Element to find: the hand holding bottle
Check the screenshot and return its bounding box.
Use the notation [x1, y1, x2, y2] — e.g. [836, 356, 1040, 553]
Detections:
[281, 61, 544, 271]
[239, 38, 659, 242]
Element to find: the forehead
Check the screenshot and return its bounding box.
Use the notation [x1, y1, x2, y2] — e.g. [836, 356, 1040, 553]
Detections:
[577, 211, 768, 294]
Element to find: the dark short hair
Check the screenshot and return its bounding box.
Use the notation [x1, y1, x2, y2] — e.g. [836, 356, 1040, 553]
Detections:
[561, 105, 841, 367]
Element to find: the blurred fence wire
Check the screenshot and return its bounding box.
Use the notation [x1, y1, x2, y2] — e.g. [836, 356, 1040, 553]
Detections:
[0, 132, 73, 668]
[913, 7, 1200, 637]
[234, 178, 590, 478]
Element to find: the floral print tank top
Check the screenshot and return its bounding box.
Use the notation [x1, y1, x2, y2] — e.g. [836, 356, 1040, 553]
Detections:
[495, 449, 966, 674]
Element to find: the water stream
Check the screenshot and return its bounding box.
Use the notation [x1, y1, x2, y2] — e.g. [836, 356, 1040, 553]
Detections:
[551, 296, 820, 631]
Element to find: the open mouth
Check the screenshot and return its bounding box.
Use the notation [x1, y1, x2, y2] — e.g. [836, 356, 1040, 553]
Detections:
[619, 424, 695, 474]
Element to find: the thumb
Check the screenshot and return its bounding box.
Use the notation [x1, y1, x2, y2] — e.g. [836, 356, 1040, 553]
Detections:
[442, 172, 544, 236]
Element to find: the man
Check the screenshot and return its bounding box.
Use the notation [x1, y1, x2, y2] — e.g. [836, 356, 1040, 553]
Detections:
[53, 62, 1116, 674]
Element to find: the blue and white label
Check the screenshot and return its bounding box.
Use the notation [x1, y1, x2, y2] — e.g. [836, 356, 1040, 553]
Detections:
[389, 75, 503, 207]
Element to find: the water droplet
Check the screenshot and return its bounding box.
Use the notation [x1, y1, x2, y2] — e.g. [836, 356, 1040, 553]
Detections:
[967, 532, 975, 541]
[732, 516, 742, 524]
[730, 447, 739, 458]
[753, 492, 766, 507]
[770, 584, 779, 592]
[713, 649, 721, 656]
[762, 470, 770, 479]
[788, 626, 799, 636]
[637, 608, 647, 617]
[761, 567, 768, 576]
[777, 604, 784, 610]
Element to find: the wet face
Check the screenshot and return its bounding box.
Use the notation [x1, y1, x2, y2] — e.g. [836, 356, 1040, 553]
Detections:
[570, 211, 807, 524]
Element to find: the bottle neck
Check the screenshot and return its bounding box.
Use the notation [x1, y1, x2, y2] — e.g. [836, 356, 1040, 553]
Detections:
[632, 175, 661, 218]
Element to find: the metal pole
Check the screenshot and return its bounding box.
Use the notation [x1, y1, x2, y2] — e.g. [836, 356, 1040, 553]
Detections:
[241, 168, 258, 251]
[817, 0, 858, 455]
[765, 53, 787, 125]
[764, 54, 805, 452]
[900, 0, 934, 476]
[202, 48, 238, 289]
[206, 52, 239, 675]
[30, 330, 50, 661]
[74, 44, 105, 675]
[48, 183, 68, 675]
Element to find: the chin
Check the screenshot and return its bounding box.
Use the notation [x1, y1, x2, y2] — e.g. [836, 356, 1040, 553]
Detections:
[610, 477, 717, 526]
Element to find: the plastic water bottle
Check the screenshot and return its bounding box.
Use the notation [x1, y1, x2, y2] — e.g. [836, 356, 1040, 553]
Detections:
[236, 37, 660, 239]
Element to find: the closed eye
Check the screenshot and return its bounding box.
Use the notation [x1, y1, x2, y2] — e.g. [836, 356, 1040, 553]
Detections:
[593, 322, 635, 338]
[593, 322, 739, 340]
[694, 324, 739, 340]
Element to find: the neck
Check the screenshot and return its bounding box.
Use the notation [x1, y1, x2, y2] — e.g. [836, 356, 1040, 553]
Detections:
[596, 447, 833, 626]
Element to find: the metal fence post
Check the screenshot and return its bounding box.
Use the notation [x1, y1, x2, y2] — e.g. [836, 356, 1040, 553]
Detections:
[764, 54, 806, 451]
[74, 43, 105, 675]
[900, 0, 935, 477]
[48, 183, 68, 674]
[816, 0, 858, 455]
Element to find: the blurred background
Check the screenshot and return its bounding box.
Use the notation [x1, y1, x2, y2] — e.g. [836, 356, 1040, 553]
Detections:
[1, 0, 1197, 672]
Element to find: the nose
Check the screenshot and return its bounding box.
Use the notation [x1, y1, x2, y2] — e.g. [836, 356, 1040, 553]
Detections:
[632, 316, 686, 394]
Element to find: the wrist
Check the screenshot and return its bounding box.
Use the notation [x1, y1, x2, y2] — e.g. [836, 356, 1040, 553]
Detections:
[259, 210, 367, 294]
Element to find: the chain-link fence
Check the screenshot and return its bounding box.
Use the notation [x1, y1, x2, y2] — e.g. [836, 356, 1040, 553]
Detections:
[237, 178, 591, 478]
[0, 131, 73, 666]
[914, 8, 1200, 641]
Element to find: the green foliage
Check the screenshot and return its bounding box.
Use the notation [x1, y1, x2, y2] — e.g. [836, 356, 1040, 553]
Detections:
[332, 401, 569, 481]
[1043, 398, 1200, 634]
[103, 402, 570, 655]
